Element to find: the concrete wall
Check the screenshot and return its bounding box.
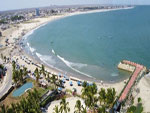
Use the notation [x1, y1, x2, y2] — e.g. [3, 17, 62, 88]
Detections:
[118, 62, 135, 72]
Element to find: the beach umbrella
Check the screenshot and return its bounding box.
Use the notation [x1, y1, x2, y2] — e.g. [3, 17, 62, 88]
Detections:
[58, 73, 61, 77]
[63, 74, 66, 78]
[58, 87, 62, 91]
[77, 81, 81, 86]
[62, 78, 65, 83]
[70, 81, 73, 86]
[66, 76, 69, 81]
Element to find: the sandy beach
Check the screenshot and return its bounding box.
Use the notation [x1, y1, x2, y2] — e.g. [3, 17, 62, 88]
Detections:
[0, 7, 129, 93]
[1, 6, 150, 112]
[1, 8, 134, 93]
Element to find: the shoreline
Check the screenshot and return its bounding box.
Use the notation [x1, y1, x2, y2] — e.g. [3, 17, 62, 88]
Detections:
[20, 6, 134, 84]
[0, 7, 134, 95]
[1, 6, 150, 112]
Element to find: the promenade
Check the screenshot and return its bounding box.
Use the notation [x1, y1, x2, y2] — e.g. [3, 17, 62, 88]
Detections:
[119, 60, 144, 102]
[113, 60, 146, 112]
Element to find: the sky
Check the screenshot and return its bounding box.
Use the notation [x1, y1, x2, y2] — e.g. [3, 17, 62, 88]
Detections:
[0, 0, 150, 11]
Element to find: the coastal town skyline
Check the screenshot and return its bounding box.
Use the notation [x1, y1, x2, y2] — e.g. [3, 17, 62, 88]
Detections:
[0, 0, 150, 11]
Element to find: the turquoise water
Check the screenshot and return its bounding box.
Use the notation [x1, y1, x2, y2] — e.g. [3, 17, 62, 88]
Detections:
[24, 6, 150, 82]
[12, 82, 33, 97]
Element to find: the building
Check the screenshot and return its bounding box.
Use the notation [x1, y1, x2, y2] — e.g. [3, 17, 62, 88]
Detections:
[35, 8, 40, 16]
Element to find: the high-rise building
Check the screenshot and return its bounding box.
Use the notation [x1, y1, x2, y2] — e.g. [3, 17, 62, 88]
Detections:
[36, 8, 40, 16]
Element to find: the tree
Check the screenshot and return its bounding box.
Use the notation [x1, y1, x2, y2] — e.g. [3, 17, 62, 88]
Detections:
[23, 67, 28, 77]
[19, 69, 24, 84]
[12, 70, 19, 86]
[106, 88, 116, 108]
[0, 104, 8, 113]
[81, 106, 87, 113]
[53, 105, 59, 113]
[51, 74, 57, 89]
[34, 68, 40, 85]
[74, 100, 82, 113]
[97, 105, 107, 113]
[12, 61, 16, 71]
[81, 82, 98, 113]
[0, 31, 2, 37]
[99, 88, 106, 105]
[59, 98, 70, 113]
[41, 64, 46, 77]
[138, 97, 141, 103]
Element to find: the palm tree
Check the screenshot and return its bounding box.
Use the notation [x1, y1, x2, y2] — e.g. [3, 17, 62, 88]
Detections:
[99, 88, 106, 105]
[97, 105, 106, 113]
[34, 68, 40, 85]
[81, 106, 87, 113]
[12, 70, 19, 87]
[81, 82, 98, 113]
[41, 65, 46, 77]
[51, 74, 57, 89]
[12, 61, 16, 71]
[53, 105, 59, 113]
[0, 104, 8, 113]
[74, 100, 82, 113]
[19, 69, 24, 84]
[23, 67, 28, 77]
[106, 88, 116, 108]
[59, 98, 70, 113]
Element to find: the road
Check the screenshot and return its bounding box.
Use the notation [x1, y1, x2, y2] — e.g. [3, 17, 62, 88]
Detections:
[0, 63, 12, 98]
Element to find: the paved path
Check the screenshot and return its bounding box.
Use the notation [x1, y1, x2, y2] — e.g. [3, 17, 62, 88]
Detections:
[0, 64, 12, 98]
[119, 60, 144, 102]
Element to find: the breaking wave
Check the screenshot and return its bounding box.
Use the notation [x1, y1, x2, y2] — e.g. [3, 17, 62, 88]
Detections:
[36, 52, 56, 66]
[52, 49, 55, 55]
[27, 42, 36, 53]
[56, 54, 92, 78]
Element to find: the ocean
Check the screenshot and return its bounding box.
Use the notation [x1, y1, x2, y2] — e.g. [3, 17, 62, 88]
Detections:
[23, 6, 150, 82]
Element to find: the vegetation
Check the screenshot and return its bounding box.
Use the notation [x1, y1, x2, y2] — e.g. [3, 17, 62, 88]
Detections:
[0, 31, 2, 37]
[4, 61, 144, 113]
[12, 61, 28, 87]
[0, 19, 7, 24]
[59, 98, 70, 113]
[127, 97, 143, 113]
[11, 15, 24, 21]
[34, 67, 40, 85]
[51, 81, 117, 113]
[74, 100, 82, 113]
[0, 89, 41, 113]
[53, 105, 59, 113]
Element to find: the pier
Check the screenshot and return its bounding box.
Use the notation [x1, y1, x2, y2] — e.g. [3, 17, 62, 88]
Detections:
[113, 60, 146, 112]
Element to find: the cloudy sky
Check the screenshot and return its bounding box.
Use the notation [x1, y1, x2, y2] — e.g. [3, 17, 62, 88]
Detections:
[0, 0, 149, 11]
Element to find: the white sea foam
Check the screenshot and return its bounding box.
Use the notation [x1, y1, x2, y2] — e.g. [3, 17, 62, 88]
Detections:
[52, 49, 55, 55]
[27, 42, 36, 53]
[111, 73, 119, 77]
[36, 52, 56, 66]
[57, 55, 92, 78]
[23, 22, 47, 40]
[29, 47, 36, 53]
[27, 42, 30, 47]
[23, 30, 34, 40]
